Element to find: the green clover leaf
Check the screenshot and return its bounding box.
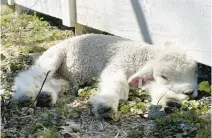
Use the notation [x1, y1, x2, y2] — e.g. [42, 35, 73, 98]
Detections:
[198, 81, 211, 93]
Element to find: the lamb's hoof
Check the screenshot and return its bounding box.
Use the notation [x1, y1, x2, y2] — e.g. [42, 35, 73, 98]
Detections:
[164, 99, 182, 114]
[97, 104, 113, 118]
[90, 94, 118, 119]
[91, 103, 114, 119]
[36, 92, 52, 107]
[166, 99, 182, 108]
[164, 107, 174, 114]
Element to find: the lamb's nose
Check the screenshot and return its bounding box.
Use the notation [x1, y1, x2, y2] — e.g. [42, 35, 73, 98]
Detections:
[183, 90, 194, 97]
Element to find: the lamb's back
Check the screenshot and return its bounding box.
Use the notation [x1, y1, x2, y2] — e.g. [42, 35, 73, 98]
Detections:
[59, 34, 155, 84]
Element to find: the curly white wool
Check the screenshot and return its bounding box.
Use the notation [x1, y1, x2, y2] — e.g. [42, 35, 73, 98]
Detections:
[13, 34, 198, 116]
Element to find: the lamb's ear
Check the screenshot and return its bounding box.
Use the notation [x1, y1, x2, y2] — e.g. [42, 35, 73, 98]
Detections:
[128, 62, 154, 87]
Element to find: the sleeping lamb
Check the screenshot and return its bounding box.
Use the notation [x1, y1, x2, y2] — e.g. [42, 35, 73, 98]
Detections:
[12, 34, 198, 118]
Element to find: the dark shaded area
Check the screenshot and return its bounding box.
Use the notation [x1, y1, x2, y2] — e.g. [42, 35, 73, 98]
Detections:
[26, 10, 75, 31]
[76, 24, 113, 36]
[13, 4, 74, 31]
[196, 63, 211, 99]
[198, 63, 211, 84]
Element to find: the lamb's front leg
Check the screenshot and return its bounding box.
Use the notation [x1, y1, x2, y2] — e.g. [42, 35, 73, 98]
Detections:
[90, 70, 129, 118]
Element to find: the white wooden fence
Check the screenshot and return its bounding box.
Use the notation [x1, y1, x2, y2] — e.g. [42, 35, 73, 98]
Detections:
[3, 0, 211, 66]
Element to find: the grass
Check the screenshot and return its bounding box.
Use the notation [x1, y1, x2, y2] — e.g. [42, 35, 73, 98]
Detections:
[1, 5, 73, 91]
[1, 5, 74, 137]
[128, 110, 211, 138]
[1, 5, 73, 48]
[0, 5, 211, 138]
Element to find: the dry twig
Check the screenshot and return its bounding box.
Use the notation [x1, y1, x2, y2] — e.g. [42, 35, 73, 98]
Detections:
[1, 95, 5, 122]
[24, 70, 51, 113]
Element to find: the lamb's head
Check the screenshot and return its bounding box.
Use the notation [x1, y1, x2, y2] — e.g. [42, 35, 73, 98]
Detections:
[129, 46, 198, 109]
[153, 48, 198, 98]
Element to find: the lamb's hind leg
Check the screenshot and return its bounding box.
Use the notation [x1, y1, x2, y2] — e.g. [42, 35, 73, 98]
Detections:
[12, 67, 70, 107]
[90, 70, 129, 118]
[12, 42, 68, 106]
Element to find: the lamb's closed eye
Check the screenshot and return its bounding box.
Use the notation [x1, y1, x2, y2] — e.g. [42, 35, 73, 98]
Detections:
[161, 75, 168, 80]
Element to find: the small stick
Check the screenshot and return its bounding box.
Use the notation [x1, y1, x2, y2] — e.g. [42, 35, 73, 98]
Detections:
[1, 95, 5, 122]
[157, 91, 167, 106]
[25, 70, 51, 113]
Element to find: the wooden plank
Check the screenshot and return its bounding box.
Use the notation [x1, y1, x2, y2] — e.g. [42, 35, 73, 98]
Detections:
[14, 0, 76, 27]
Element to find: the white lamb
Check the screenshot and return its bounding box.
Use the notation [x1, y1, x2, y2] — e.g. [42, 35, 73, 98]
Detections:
[12, 34, 198, 118]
